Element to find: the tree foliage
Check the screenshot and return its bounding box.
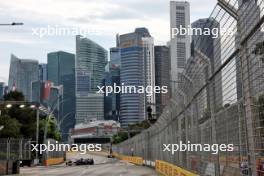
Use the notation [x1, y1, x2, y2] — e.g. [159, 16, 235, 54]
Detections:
[112, 120, 151, 144]
[0, 115, 21, 138]
[4, 91, 25, 101]
[0, 91, 61, 142]
[112, 132, 128, 144]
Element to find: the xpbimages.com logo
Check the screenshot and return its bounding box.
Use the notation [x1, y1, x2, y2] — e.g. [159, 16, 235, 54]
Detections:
[31, 25, 102, 38]
[171, 25, 235, 39]
[97, 83, 168, 96]
[163, 141, 234, 155]
[31, 142, 102, 154]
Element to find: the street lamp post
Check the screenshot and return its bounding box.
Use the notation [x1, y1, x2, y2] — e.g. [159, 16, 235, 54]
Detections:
[35, 108, 39, 164]
[57, 111, 75, 131]
[0, 22, 24, 26]
[42, 97, 70, 144]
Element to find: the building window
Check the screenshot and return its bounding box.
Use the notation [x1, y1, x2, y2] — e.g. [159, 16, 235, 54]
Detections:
[176, 6, 185, 10]
[176, 12, 185, 28]
[177, 42, 186, 68]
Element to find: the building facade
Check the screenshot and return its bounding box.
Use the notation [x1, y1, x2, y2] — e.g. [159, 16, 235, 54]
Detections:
[154, 46, 171, 117]
[110, 47, 121, 67]
[75, 35, 107, 124]
[119, 28, 155, 127]
[39, 63, 47, 81]
[170, 1, 191, 93]
[0, 82, 4, 100]
[47, 51, 76, 141]
[31, 80, 42, 103]
[8, 54, 39, 101]
[104, 63, 120, 121]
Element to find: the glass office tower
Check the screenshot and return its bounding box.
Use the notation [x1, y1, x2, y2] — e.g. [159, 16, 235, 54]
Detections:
[119, 28, 155, 128]
[47, 51, 75, 141]
[8, 54, 39, 101]
[75, 35, 107, 124]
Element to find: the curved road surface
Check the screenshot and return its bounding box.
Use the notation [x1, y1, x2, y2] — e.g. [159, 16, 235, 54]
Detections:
[18, 152, 158, 176]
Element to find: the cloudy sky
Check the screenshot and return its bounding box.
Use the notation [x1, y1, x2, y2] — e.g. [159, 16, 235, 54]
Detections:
[0, 0, 216, 83]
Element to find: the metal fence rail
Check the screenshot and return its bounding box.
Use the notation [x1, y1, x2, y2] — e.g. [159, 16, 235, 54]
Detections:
[0, 139, 31, 161]
[115, 0, 264, 176]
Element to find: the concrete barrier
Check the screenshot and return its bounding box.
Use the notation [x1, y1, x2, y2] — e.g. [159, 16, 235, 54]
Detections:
[155, 160, 199, 176]
[113, 153, 143, 165]
[0, 161, 7, 175]
[0, 160, 20, 175]
[44, 157, 64, 166]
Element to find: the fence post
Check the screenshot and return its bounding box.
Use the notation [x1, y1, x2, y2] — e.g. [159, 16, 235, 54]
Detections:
[240, 46, 257, 176]
[6, 139, 10, 161]
[19, 139, 22, 160]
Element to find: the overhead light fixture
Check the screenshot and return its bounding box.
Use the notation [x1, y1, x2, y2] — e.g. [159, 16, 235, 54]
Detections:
[19, 104, 25, 108]
[6, 104, 12, 108]
[30, 105, 36, 109]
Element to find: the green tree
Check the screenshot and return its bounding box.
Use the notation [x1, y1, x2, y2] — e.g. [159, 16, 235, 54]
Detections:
[1, 91, 62, 141]
[4, 91, 25, 101]
[112, 132, 128, 144]
[0, 115, 21, 138]
[128, 120, 151, 131]
[38, 118, 61, 142]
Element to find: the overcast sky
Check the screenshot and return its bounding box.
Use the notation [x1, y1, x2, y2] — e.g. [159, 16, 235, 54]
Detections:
[0, 0, 217, 83]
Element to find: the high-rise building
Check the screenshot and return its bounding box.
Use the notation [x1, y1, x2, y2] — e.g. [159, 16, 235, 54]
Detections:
[110, 47, 121, 67]
[104, 47, 121, 121]
[3, 86, 8, 96]
[39, 63, 47, 81]
[75, 35, 107, 124]
[103, 65, 120, 121]
[31, 80, 63, 120]
[191, 18, 223, 111]
[143, 37, 156, 114]
[119, 28, 155, 127]
[154, 46, 171, 117]
[170, 1, 191, 93]
[0, 82, 4, 100]
[47, 51, 76, 141]
[31, 80, 42, 103]
[8, 54, 39, 101]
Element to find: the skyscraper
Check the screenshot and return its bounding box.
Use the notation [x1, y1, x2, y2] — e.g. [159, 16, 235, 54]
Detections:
[75, 35, 107, 124]
[47, 51, 76, 141]
[104, 46, 121, 121]
[0, 82, 4, 100]
[170, 1, 191, 93]
[39, 63, 47, 81]
[154, 46, 171, 117]
[8, 54, 39, 101]
[31, 80, 42, 103]
[110, 47, 121, 67]
[104, 65, 120, 121]
[3, 86, 8, 96]
[119, 28, 155, 127]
